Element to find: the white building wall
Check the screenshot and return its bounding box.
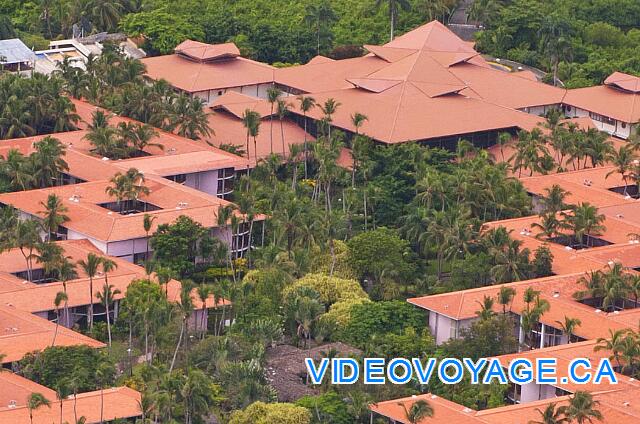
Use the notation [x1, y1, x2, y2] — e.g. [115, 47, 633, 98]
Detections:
[184, 170, 219, 196]
[519, 382, 557, 404]
[192, 83, 273, 105]
[563, 106, 634, 139]
[519, 104, 561, 116]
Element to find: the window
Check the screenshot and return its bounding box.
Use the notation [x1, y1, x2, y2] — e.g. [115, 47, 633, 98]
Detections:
[589, 112, 616, 126]
[622, 122, 627, 128]
[218, 90, 223, 96]
[232, 221, 251, 258]
[217, 168, 235, 199]
[167, 174, 187, 184]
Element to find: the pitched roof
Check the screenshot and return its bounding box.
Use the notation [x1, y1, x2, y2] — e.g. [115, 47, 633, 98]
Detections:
[563, 74, 640, 123]
[0, 39, 35, 65]
[604, 72, 640, 93]
[0, 387, 141, 424]
[0, 178, 238, 242]
[141, 48, 274, 92]
[383, 21, 477, 53]
[0, 372, 56, 409]
[175, 40, 240, 62]
[370, 393, 484, 424]
[0, 304, 104, 363]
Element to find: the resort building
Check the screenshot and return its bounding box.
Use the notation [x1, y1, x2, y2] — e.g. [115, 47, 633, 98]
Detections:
[141, 40, 275, 104]
[0, 177, 254, 262]
[563, 72, 640, 139]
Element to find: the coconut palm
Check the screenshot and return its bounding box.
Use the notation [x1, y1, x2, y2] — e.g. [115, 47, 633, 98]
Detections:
[376, 0, 412, 41]
[96, 283, 121, 348]
[564, 391, 603, 424]
[595, 328, 627, 370]
[276, 99, 290, 156]
[266, 87, 282, 153]
[31, 136, 69, 188]
[57, 256, 77, 327]
[606, 145, 635, 196]
[78, 253, 102, 330]
[528, 402, 568, 424]
[27, 393, 51, 424]
[241, 109, 261, 163]
[143, 213, 156, 259]
[15, 219, 41, 282]
[497, 285, 516, 314]
[399, 399, 434, 424]
[555, 316, 582, 343]
[320, 98, 341, 139]
[476, 295, 496, 320]
[303, 0, 337, 54]
[169, 280, 194, 372]
[39, 194, 69, 242]
[196, 284, 212, 336]
[298, 95, 316, 178]
[3, 149, 34, 190]
[562, 202, 606, 248]
[52, 291, 68, 347]
[350, 112, 368, 186]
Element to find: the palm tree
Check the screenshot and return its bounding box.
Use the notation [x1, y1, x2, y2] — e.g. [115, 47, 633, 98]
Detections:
[606, 145, 635, 196]
[498, 285, 516, 314]
[276, 99, 290, 156]
[241, 109, 261, 163]
[57, 257, 77, 327]
[96, 283, 120, 348]
[564, 391, 603, 424]
[143, 214, 156, 260]
[31, 136, 69, 188]
[168, 94, 212, 140]
[3, 149, 34, 190]
[476, 295, 496, 320]
[266, 87, 282, 154]
[52, 291, 68, 347]
[105, 168, 149, 213]
[298, 96, 316, 178]
[555, 316, 582, 343]
[196, 284, 212, 336]
[496, 132, 511, 162]
[595, 328, 627, 370]
[350, 112, 368, 186]
[562, 202, 606, 248]
[169, 280, 194, 372]
[399, 399, 434, 424]
[39, 194, 69, 242]
[15, 219, 41, 282]
[376, 0, 411, 41]
[538, 15, 573, 86]
[78, 253, 102, 330]
[528, 402, 568, 424]
[303, 0, 337, 54]
[27, 393, 51, 424]
[320, 98, 341, 139]
[86, 0, 122, 31]
[217, 205, 237, 284]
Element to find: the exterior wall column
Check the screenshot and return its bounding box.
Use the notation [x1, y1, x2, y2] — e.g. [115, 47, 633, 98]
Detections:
[539, 323, 546, 349]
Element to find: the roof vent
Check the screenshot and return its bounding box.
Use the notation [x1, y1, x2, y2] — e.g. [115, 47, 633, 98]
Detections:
[177, 201, 188, 208]
[625, 195, 632, 200]
[552, 291, 560, 298]
[69, 194, 81, 203]
[167, 147, 177, 155]
[623, 401, 630, 407]
[617, 214, 624, 218]
[613, 310, 620, 314]
[564, 246, 574, 251]
[7, 400, 16, 409]
[430, 395, 438, 399]
[595, 309, 602, 313]
[462, 408, 472, 413]
[102, 157, 110, 161]
[411, 395, 417, 398]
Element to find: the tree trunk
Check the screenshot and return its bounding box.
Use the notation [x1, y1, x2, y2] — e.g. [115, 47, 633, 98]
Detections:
[106, 301, 112, 348]
[88, 277, 94, 331]
[303, 115, 308, 179]
[169, 318, 185, 373]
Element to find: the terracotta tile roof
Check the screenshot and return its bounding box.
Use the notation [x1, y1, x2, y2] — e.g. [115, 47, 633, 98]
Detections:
[409, 271, 632, 340]
[604, 72, 640, 93]
[205, 108, 315, 163]
[175, 40, 240, 62]
[370, 393, 485, 424]
[0, 304, 104, 363]
[307, 55, 335, 65]
[0, 386, 141, 424]
[0, 372, 56, 408]
[0, 178, 240, 242]
[141, 50, 274, 93]
[383, 21, 477, 53]
[563, 83, 640, 123]
[449, 62, 565, 109]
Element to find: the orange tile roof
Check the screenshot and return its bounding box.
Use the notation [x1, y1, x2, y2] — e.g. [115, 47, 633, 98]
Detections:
[141, 51, 274, 93]
[0, 240, 229, 313]
[175, 40, 240, 61]
[604, 72, 640, 93]
[0, 178, 240, 242]
[563, 84, 640, 123]
[0, 304, 104, 363]
[0, 386, 141, 424]
[205, 108, 315, 163]
[0, 372, 56, 408]
[370, 393, 484, 424]
[383, 21, 477, 53]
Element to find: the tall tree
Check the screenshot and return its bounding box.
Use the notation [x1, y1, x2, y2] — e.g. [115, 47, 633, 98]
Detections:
[376, 0, 412, 41]
[78, 253, 102, 331]
[39, 194, 69, 242]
